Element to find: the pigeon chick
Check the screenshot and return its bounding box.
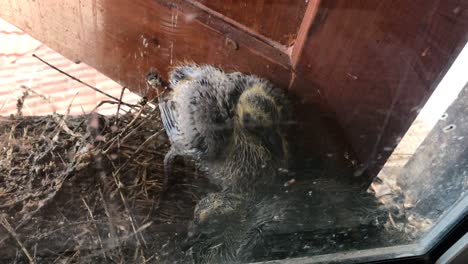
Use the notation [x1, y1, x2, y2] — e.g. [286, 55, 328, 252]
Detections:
[159, 64, 240, 179]
[159, 64, 291, 193]
[182, 192, 248, 264]
[206, 74, 291, 193]
[185, 178, 389, 264]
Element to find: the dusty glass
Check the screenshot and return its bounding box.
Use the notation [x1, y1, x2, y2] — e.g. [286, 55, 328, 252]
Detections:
[0, 1, 466, 264]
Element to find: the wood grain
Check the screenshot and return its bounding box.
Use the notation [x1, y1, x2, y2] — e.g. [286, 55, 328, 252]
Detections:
[0, 0, 292, 99]
[290, 0, 468, 177]
[195, 0, 308, 46]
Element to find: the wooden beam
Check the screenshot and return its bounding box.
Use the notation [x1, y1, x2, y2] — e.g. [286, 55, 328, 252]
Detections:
[289, 0, 322, 68]
[289, 0, 468, 177]
[194, 0, 309, 46]
[0, 0, 292, 98]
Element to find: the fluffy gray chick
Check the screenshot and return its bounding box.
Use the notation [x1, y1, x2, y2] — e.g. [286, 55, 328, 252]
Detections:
[184, 179, 389, 264]
[159, 64, 240, 179]
[159, 64, 291, 192]
[182, 192, 248, 264]
[207, 73, 291, 193]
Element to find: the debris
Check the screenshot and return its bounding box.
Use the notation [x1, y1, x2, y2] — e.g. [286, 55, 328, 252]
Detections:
[0, 101, 211, 263]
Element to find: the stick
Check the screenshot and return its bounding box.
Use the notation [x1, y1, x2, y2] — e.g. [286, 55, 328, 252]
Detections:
[113, 129, 164, 176]
[102, 107, 146, 153]
[32, 54, 137, 108]
[20, 85, 57, 113]
[115, 87, 126, 126]
[81, 196, 107, 259]
[0, 216, 36, 264]
[52, 92, 79, 141]
[98, 189, 120, 251]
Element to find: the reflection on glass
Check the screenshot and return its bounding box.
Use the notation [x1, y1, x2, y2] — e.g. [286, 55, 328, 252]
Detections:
[0, 2, 467, 263]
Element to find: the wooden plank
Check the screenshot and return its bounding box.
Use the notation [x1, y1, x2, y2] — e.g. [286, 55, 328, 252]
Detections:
[177, 0, 291, 67]
[0, 0, 292, 98]
[289, 0, 468, 178]
[290, 0, 322, 67]
[195, 0, 308, 46]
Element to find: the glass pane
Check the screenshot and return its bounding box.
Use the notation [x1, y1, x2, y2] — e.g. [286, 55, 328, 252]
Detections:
[0, 1, 466, 263]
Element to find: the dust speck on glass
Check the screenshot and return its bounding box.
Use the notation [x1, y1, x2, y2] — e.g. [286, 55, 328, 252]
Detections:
[0, 1, 466, 264]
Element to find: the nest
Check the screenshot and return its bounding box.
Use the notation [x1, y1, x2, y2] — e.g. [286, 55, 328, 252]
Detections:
[0, 84, 417, 264]
[0, 101, 215, 263]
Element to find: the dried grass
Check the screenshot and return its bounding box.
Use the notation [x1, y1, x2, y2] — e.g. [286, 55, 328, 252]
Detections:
[0, 99, 214, 263]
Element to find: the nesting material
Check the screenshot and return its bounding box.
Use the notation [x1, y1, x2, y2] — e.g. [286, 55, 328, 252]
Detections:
[0, 101, 213, 263]
[0, 83, 420, 263]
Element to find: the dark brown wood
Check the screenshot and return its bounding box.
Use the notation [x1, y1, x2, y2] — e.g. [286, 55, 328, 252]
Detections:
[177, 0, 291, 67]
[289, 0, 468, 177]
[290, 0, 322, 68]
[195, 0, 308, 46]
[0, 0, 292, 99]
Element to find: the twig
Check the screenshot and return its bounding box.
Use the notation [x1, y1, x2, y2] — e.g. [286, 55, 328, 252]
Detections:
[115, 87, 127, 126]
[0, 98, 10, 113]
[111, 155, 151, 248]
[110, 130, 165, 245]
[13, 250, 19, 264]
[119, 121, 148, 144]
[52, 92, 79, 141]
[32, 54, 137, 108]
[143, 253, 157, 263]
[63, 250, 79, 264]
[73, 100, 133, 134]
[0, 216, 36, 264]
[103, 107, 146, 153]
[52, 115, 80, 138]
[14, 148, 82, 231]
[81, 196, 107, 259]
[120, 221, 153, 242]
[32, 244, 37, 263]
[16, 91, 29, 117]
[113, 129, 164, 176]
[133, 244, 141, 263]
[98, 188, 120, 251]
[91, 100, 136, 114]
[107, 86, 128, 158]
[20, 85, 57, 113]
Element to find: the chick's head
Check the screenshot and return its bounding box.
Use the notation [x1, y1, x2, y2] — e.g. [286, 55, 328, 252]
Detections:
[183, 192, 248, 263]
[235, 83, 288, 159]
[190, 193, 244, 236]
